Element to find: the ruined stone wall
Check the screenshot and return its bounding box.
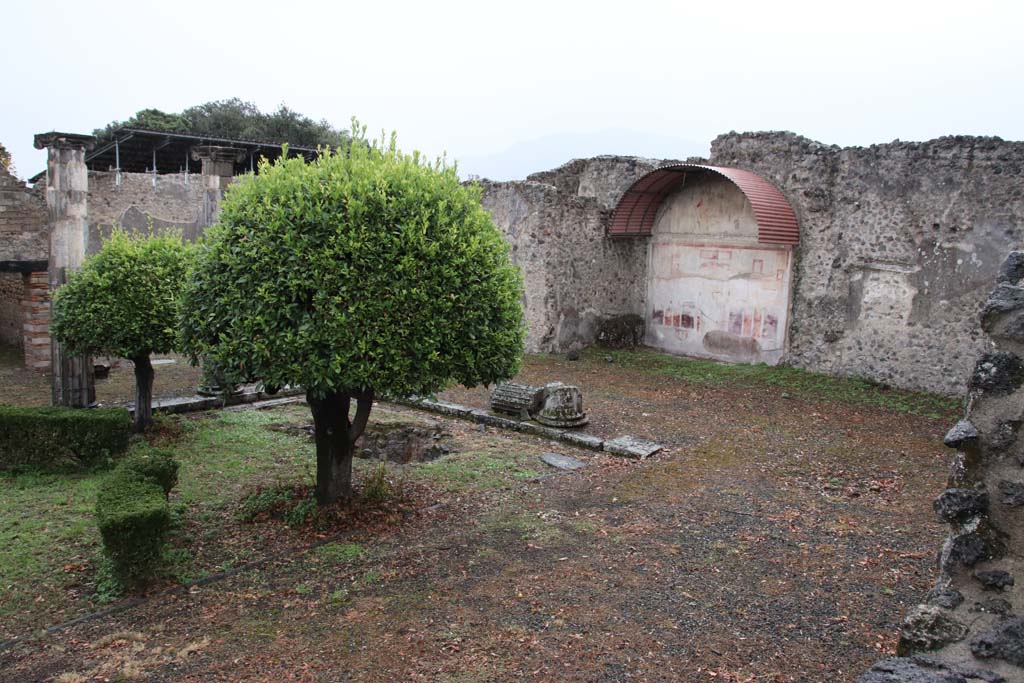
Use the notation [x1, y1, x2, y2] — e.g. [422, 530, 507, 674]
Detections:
[0, 272, 22, 346]
[709, 133, 1024, 395]
[0, 145, 47, 262]
[87, 171, 207, 252]
[860, 251, 1024, 683]
[480, 157, 668, 352]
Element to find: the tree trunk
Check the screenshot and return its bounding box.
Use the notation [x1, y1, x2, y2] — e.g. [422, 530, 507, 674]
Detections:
[307, 388, 374, 505]
[132, 354, 154, 433]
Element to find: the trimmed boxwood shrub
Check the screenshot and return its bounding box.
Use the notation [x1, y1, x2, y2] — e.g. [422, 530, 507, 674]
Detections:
[0, 405, 131, 472]
[95, 468, 171, 586]
[117, 449, 179, 496]
[94, 448, 180, 586]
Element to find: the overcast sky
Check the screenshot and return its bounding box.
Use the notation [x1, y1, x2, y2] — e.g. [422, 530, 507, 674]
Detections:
[3, 0, 1022, 181]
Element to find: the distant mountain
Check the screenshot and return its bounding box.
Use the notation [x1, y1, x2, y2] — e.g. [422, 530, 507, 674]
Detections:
[455, 128, 708, 182]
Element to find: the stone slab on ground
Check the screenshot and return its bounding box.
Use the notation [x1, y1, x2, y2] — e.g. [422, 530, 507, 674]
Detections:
[540, 452, 586, 471]
[130, 386, 305, 416]
[556, 431, 605, 450]
[408, 398, 474, 419]
[394, 397, 610, 453]
[603, 435, 663, 459]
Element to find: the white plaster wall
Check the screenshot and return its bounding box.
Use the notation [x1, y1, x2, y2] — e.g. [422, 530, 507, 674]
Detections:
[644, 175, 794, 364]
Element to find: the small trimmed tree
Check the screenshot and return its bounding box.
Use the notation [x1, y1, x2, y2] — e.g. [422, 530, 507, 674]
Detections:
[51, 230, 194, 432]
[179, 130, 524, 505]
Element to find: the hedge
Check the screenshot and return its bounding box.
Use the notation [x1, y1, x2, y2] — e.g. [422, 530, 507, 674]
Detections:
[0, 405, 131, 472]
[116, 448, 179, 496]
[95, 467, 172, 586]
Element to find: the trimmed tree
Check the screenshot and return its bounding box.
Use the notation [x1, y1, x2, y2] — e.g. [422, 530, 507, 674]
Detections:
[51, 230, 194, 432]
[179, 132, 524, 505]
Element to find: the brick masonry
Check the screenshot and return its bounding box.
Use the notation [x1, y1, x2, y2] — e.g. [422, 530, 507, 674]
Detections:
[21, 271, 50, 371]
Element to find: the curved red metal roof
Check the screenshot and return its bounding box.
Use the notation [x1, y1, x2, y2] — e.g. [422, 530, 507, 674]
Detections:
[608, 164, 799, 245]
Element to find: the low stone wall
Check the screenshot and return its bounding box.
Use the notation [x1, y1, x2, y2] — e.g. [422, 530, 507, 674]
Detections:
[861, 251, 1024, 682]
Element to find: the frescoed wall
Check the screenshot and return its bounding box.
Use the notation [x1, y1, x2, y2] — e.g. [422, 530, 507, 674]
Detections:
[643, 173, 794, 364]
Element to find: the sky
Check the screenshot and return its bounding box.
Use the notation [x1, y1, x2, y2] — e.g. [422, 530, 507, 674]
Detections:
[3, 0, 1022, 181]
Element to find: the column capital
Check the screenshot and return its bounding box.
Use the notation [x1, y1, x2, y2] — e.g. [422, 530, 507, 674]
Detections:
[33, 132, 96, 151]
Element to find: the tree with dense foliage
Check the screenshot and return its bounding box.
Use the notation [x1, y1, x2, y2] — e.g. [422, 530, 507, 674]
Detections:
[51, 230, 194, 432]
[179, 129, 525, 504]
[94, 98, 351, 149]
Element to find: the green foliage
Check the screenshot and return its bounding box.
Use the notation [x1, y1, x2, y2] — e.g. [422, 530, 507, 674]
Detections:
[0, 404, 131, 471]
[51, 229, 194, 360]
[93, 98, 351, 149]
[361, 463, 393, 504]
[179, 125, 525, 400]
[237, 486, 296, 521]
[316, 541, 365, 564]
[284, 496, 318, 526]
[117, 448, 179, 495]
[0, 142, 13, 175]
[94, 468, 172, 586]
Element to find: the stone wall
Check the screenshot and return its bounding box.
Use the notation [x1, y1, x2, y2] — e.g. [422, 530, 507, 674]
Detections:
[0, 272, 22, 346]
[0, 144, 47, 262]
[709, 133, 1024, 395]
[87, 171, 207, 251]
[480, 135, 1024, 394]
[860, 251, 1024, 683]
[479, 157, 669, 352]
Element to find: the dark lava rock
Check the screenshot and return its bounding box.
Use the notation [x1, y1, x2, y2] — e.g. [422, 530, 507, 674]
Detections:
[970, 616, 1024, 666]
[975, 570, 1015, 591]
[988, 420, 1021, 453]
[944, 529, 1005, 569]
[997, 480, 1024, 506]
[968, 352, 1024, 396]
[858, 658, 965, 683]
[566, 349, 580, 361]
[997, 251, 1024, 285]
[910, 656, 1005, 683]
[933, 488, 989, 523]
[972, 598, 1013, 616]
[897, 605, 969, 654]
[982, 285, 1024, 342]
[595, 314, 644, 349]
[926, 586, 964, 610]
[943, 420, 979, 450]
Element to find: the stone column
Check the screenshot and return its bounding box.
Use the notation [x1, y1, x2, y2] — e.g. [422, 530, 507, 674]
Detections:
[34, 132, 96, 407]
[191, 145, 245, 230]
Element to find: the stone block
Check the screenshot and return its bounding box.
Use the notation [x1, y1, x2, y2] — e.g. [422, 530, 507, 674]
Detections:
[603, 435, 662, 459]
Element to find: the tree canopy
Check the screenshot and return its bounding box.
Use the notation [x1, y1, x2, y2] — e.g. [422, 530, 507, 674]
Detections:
[179, 127, 524, 502]
[93, 99, 351, 149]
[51, 230, 194, 431]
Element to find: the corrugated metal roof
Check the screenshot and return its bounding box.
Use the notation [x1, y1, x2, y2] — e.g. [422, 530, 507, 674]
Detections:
[608, 164, 799, 245]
